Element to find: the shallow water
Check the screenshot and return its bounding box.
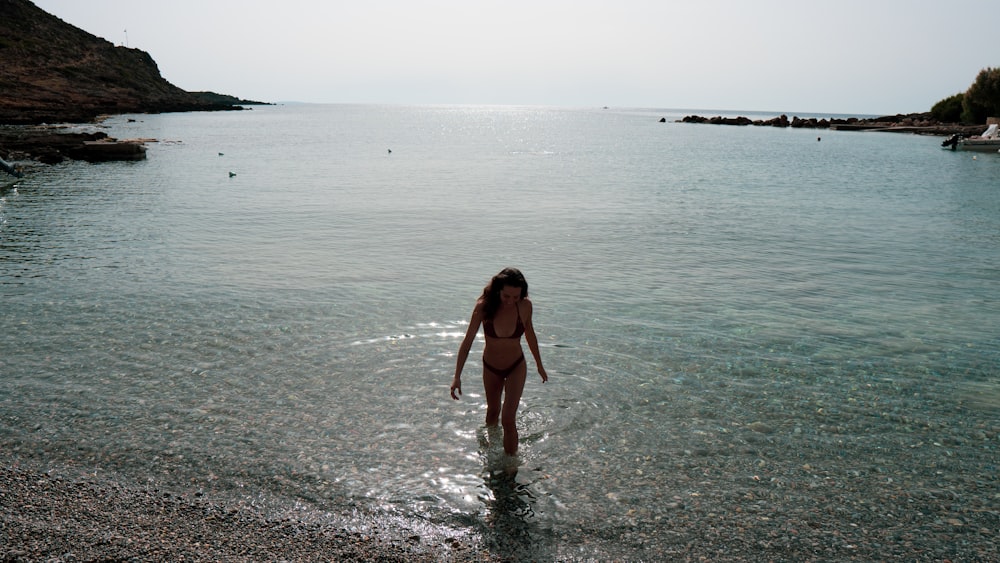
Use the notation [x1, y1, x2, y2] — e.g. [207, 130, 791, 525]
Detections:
[2, 104, 998, 560]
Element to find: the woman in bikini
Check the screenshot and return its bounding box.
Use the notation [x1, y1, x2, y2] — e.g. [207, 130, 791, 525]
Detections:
[451, 268, 548, 456]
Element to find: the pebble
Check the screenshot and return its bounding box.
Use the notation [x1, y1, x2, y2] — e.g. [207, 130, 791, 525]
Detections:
[0, 462, 488, 562]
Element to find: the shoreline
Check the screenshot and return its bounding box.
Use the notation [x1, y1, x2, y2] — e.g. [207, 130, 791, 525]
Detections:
[0, 123, 150, 168]
[675, 112, 985, 136]
[1, 456, 486, 562]
[4, 420, 998, 563]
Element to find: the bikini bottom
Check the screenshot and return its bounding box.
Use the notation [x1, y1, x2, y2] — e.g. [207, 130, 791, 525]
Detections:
[483, 353, 525, 380]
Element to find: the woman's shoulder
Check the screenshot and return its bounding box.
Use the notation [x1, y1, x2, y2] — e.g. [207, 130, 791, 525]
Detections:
[518, 298, 533, 314]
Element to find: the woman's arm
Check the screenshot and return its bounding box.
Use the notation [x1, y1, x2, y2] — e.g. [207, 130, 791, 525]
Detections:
[451, 303, 483, 400]
[521, 299, 548, 383]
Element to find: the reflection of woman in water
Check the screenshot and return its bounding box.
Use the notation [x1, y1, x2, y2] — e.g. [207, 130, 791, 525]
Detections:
[451, 268, 548, 456]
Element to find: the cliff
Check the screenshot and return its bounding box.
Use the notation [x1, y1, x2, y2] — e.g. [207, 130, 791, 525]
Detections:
[0, 0, 262, 125]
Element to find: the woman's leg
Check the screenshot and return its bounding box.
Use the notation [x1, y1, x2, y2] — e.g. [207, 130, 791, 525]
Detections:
[500, 365, 527, 455]
[482, 368, 504, 427]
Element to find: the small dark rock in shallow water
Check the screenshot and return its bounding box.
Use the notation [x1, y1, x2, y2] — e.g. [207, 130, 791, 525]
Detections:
[68, 139, 146, 162]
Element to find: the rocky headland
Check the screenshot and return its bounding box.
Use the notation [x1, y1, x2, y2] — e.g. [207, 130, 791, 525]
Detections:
[0, 0, 267, 165]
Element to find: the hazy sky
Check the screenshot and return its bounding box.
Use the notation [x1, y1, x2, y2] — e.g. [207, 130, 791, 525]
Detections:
[32, 0, 1000, 115]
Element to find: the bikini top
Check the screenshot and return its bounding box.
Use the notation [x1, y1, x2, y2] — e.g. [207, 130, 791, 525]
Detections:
[483, 306, 524, 339]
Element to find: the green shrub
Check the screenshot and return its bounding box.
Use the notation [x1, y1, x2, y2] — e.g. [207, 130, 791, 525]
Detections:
[961, 67, 1000, 124]
[931, 93, 964, 122]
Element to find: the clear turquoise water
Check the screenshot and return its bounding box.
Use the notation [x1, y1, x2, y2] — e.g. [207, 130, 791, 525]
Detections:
[2, 105, 998, 559]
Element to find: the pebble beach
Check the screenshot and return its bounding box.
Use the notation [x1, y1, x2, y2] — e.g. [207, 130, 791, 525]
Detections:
[4, 421, 998, 563]
[1, 458, 485, 562]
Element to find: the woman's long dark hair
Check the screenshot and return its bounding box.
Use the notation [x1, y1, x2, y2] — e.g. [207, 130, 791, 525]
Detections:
[479, 267, 528, 320]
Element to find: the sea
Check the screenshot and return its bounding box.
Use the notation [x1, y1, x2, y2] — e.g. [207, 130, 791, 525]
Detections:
[1, 104, 998, 560]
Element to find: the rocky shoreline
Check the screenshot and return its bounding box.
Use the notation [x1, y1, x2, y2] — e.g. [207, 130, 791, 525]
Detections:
[675, 112, 985, 136]
[0, 124, 149, 168]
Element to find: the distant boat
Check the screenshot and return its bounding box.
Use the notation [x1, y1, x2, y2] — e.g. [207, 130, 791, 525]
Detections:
[942, 123, 1000, 151]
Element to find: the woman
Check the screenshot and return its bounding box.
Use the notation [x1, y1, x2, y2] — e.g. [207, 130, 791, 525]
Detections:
[451, 268, 548, 456]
